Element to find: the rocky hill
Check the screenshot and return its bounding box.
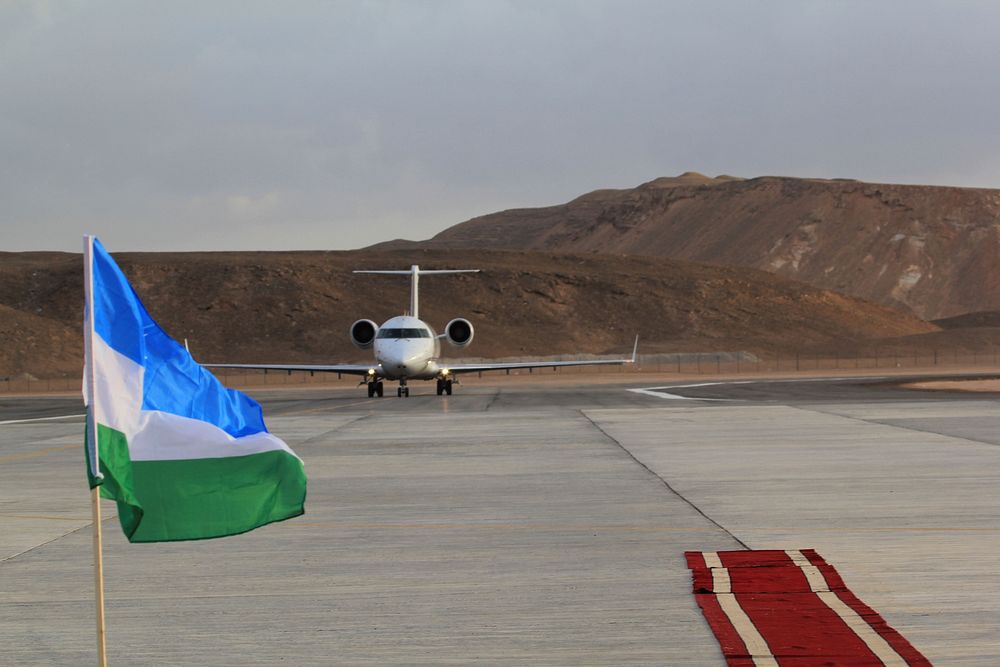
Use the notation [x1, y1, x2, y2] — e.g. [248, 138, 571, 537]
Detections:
[379, 173, 1000, 320]
[0, 249, 936, 379]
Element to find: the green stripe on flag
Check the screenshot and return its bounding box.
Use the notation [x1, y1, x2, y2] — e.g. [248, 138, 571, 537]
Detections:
[86, 421, 144, 537]
[128, 450, 305, 542]
[86, 421, 306, 543]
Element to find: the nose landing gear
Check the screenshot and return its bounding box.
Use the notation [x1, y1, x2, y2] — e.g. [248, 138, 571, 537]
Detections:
[397, 379, 410, 397]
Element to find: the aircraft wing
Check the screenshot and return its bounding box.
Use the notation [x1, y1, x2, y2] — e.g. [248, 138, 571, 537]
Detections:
[443, 358, 632, 374]
[441, 337, 639, 375]
[203, 363, 375, 376]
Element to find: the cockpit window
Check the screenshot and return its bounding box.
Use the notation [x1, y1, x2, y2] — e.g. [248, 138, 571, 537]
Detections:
[376, 328, 431, 339]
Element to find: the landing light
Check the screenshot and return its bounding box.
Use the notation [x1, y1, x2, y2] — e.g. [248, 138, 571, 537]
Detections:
[441, 369, 451, 376]
[367, 368, 376, 376]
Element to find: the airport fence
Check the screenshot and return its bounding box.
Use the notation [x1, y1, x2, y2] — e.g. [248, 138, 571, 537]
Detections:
[3, 347, 1000, 394]
[634, 348, 1000, 375]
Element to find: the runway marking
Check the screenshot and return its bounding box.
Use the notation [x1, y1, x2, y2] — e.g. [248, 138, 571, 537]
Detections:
[280, 521, 998, 534]
[687, 549, 931, 666]
[629, 376, 891, 400]
[0, 444, 78, 463]
[0, 414, 85, 425]
[627, 387, 729, 400]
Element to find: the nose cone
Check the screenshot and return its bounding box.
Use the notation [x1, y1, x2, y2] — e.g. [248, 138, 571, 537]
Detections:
[379, 345, 428, 377]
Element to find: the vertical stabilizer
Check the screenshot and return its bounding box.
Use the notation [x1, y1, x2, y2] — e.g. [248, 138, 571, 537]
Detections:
[410, 265, 419, 317]
[353, 266, 480, 319]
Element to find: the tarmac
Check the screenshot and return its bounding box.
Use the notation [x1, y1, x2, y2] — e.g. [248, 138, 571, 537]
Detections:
[2, 374, 999, 665]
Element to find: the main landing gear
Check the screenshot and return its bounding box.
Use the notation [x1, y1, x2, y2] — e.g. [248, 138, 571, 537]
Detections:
[365, 378, 452, 398]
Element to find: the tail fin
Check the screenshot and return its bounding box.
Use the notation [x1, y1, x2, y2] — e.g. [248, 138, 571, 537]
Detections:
[353, 265, 479, 318]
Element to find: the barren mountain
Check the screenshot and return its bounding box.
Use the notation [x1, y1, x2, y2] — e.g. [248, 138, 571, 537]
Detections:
[0, 249, 935, 379]
[382, 173, 1000, 319]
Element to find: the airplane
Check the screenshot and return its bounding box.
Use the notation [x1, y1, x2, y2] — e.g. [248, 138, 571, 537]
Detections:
[207, 265, 637, 398]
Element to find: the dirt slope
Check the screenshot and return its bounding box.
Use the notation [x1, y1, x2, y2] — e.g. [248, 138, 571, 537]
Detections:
[387, 173, 1000, 319]
[0, 249, 936, 379]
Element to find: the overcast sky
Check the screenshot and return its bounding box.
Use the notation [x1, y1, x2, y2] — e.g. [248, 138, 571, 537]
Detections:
[2, 1, 998, 252]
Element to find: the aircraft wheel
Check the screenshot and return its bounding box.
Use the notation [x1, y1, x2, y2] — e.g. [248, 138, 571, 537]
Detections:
[404, 387, 410, 397]
[436, 379, 444, 395]
[445, 380, 452, 396]
[397, 387, 402, 397]
[367, 382, 375, 398]
[376, 381, 384, 397]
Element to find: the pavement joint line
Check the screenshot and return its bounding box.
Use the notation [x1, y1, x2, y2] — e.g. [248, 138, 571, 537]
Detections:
[1, 514, 116, 564]
[578, 408, 750, 550]
[287, 414, 371, 447]
[484, 387, 501, 411]
[0, 413, 86, 425]
[791, 404, 1000, 449]
[284, 398, 377, 415]
[274, 521, 726, 532]
[270, 521, 1000, 533]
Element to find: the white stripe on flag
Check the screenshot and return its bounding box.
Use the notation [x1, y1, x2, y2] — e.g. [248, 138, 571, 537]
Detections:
[92, 324, 295, 462]
[92, 334, 144, 435]
[129, 410, 296, 461]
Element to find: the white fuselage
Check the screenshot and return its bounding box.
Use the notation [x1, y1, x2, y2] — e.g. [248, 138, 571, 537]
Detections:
[373, 315, 443, 381]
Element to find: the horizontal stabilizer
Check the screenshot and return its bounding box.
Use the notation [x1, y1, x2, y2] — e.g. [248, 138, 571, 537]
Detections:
[353, 269, 479, 275]
[353, 265, 479, 318]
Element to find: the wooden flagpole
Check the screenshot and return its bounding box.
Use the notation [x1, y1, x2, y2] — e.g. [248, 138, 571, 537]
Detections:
[90, 486, 108, 667]
[83, 235, 109, 667]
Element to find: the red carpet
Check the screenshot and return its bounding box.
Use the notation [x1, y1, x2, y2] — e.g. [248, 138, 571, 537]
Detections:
[685, 549, 931, 666]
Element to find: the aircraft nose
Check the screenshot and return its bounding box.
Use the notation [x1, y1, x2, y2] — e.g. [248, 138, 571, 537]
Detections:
[380, 347, 427, 376]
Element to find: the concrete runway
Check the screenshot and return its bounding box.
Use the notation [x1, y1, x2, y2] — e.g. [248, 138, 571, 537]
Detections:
[2, 375, 999, 665]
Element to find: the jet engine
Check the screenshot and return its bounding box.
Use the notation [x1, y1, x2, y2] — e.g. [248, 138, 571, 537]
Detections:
[444, 318, 474, 348]
[350, 319, 378, 349]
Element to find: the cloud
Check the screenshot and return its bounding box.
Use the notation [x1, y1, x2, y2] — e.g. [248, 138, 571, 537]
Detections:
[2, 1, 999, 251]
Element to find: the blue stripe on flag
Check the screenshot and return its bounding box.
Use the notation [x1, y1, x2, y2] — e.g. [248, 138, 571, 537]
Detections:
[93, 238, 144, 365]
[91, 238, 268, 439]
[141, 326, 267, 439]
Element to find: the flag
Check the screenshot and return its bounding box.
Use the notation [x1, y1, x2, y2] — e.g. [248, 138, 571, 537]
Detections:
[82, 237, 306, 542]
